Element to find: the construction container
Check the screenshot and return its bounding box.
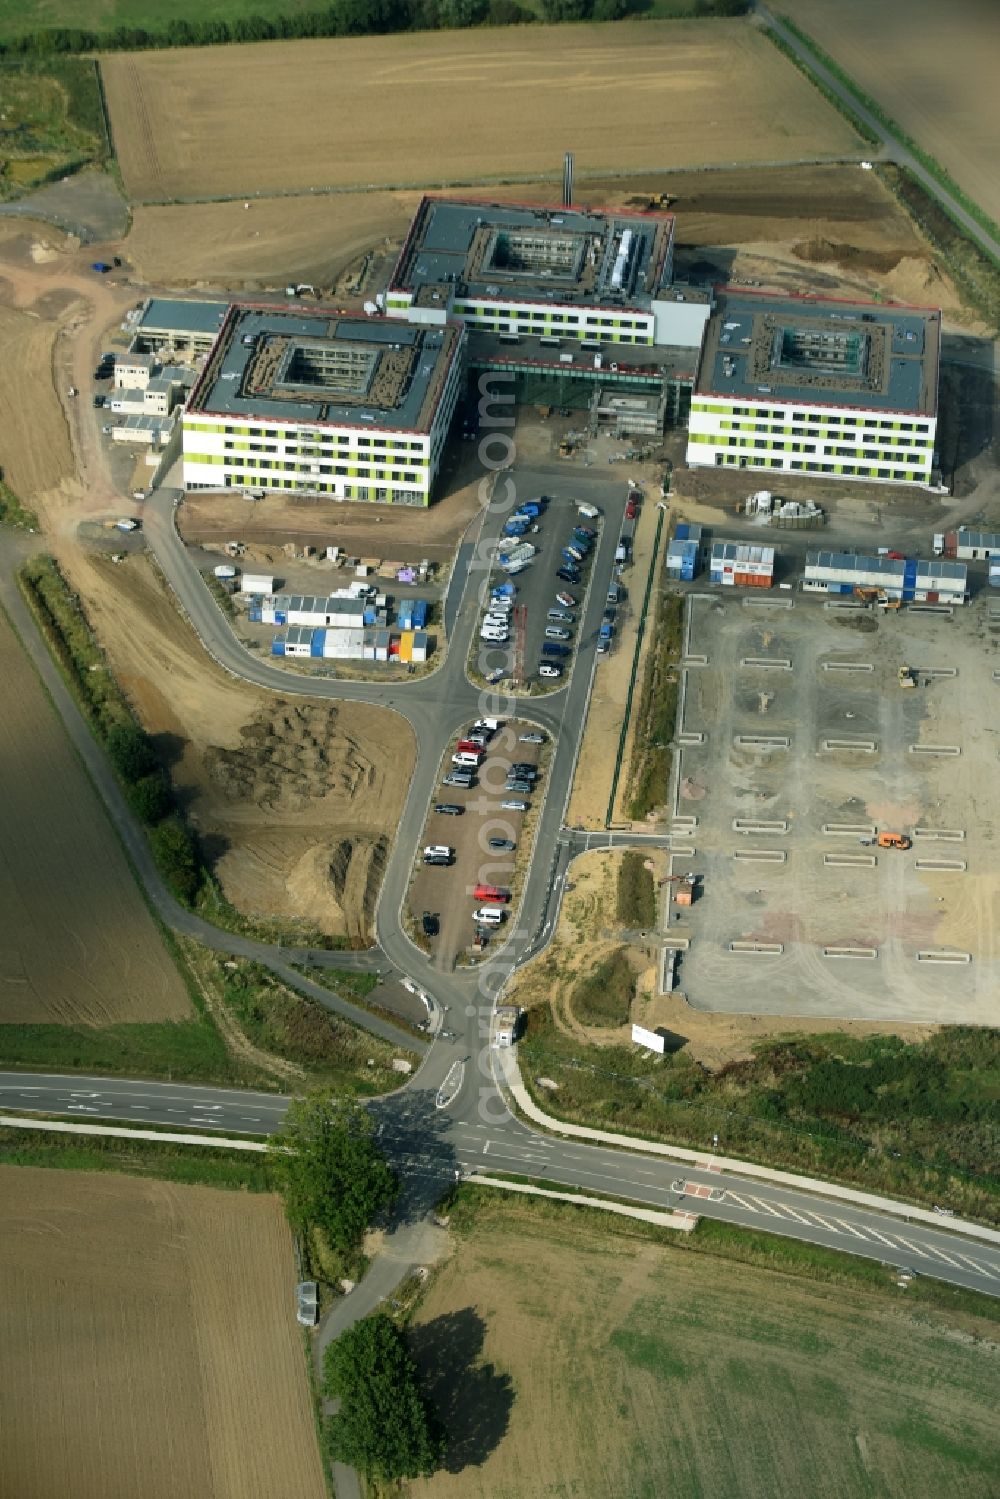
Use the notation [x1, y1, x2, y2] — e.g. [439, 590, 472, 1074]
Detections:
[411, 630, 428, 663]
[411, 599, 429, 629]
[674, 879, 695, 907]
[398, 630, 414, 664]
[990, 565, 1000, 589]
[804, 551, 966, 604]
[710, 542, 774, 588]
[935, 529, 1000, 561]
[666, 539, 698, 582]
[240, 573, 275, 596]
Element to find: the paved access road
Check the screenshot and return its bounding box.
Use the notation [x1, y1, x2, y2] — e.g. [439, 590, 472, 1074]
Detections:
[4, 455, 998, 1326]
[2, 1068, 998, 1297]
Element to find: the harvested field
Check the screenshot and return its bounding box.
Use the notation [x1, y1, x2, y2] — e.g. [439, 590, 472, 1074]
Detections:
[0, 301, 72, 500]
[70, 552, 413, 940]
[1, 1166, 325, 1499]
[101, 22, 862, 203]
[0, 600, 188, 1025]
[407, 1193, 1000, 1499]
[782, 0, 1000, 226]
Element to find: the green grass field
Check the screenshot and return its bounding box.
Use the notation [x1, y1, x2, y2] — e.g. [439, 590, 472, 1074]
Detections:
[406, 1190, 1000, 1499]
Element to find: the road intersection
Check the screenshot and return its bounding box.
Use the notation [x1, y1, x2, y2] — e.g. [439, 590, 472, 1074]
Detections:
[2, 468, 999, 1301]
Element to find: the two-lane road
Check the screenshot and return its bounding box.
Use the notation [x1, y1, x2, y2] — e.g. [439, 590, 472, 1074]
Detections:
[3, 1071, 997, 1298]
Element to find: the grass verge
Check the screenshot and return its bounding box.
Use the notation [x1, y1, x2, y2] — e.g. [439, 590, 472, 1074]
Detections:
[518, 1005, 1000, 1223]
[879, 163, 1000, 332]
[0, 1124, 275, 1191]
[0, 479, 39, 530]
[624, 588, 682, 820]
[442, 1182, 1000, 1322]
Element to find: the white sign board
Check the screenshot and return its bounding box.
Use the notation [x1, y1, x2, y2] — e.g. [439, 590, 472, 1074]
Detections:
[631, 1023, 666, 1055]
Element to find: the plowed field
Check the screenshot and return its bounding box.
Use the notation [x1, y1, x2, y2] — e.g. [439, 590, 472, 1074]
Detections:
[101, 21, 861, 202]
[0, 1166, 326, 1499]
[0, 600, 189, 1024]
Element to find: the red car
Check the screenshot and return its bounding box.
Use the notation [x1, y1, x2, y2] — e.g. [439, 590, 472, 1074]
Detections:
[625, 499, 638, 520]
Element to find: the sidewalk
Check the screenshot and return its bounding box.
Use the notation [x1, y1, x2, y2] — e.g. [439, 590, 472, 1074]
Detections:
[496, 1049, 1000, 1248]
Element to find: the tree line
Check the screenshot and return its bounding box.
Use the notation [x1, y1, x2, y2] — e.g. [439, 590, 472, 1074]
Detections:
[0, 0, 748, 59]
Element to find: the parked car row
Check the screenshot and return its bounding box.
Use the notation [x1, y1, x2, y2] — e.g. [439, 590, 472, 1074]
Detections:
[537, 518, 598, 681]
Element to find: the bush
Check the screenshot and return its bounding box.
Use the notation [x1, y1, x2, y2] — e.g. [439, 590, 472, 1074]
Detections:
[150, 816, 200, 904]
[106, 721, 158, 782]
[126, 771, 172, 826]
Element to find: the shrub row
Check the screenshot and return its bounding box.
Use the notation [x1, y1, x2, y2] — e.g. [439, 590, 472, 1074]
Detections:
[0, 0, 748, 59]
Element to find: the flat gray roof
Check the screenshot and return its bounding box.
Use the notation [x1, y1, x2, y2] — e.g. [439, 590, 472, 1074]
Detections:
[392, 196, 674, 311]
[697, 290, 940, 417]
[188, 305, 462, 433]
[139, 298, 229, 336]
[807, 550, 965, 580]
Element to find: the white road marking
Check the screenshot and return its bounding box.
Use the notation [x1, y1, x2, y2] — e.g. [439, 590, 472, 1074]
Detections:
[725, 1192, 754, 1210]
[240, 1115, 261, 1122]
[923, 1242, 969, 1270]
[483, 1140, 491, 1155]
[776, 1203, 815, 1225]
[893, 1235, 929, 1258]
[834, 1219, 870, 1240]
[949, 1250, 996, 1278]
[861, 1226, 896, 1247]
[806, 1214, 841, 1233]
[747, 1196, 786, 1218]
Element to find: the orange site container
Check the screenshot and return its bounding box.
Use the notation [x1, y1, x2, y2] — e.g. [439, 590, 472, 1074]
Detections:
[734, 571, 771, 588]
[398, 630, 414, 663]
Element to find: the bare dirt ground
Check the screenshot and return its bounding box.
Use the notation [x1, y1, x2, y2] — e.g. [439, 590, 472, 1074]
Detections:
[178, 462, 485, 572]
[781, 0, 1000, 226]
[1, 1167, 326, 1499]
[510, 851, 934, 1068]
[70, 552, 414, 940]
[407, 1195, 999, 1499]
[101, 23, 860, 203]
[0, 602, 189, 1025]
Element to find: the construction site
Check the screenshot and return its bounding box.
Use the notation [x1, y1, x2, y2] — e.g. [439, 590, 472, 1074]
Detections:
[665, 588, 1000, 1025]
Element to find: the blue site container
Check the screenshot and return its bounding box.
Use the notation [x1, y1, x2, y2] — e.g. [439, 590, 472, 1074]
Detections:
[411, 599, 428, 629]
[675, 523, 690, 542]
[363, 606, 377, 626]
[397, 604, 413, 628]
[273, 610, 287, 625]
[248, 608, 262, 623]
[311, 628, 325, 658]
[271, 640, 285, 657]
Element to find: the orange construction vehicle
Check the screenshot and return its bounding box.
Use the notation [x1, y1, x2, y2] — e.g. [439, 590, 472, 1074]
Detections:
[877, 831, 912, 850]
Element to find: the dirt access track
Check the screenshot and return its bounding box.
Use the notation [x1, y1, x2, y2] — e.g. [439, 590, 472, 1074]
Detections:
[781, 0, 1000, 227]
[101, 20, 861, 203]
[73, 552, 414, 941]
[0, 600, 189, 1024]
[1, 1167, 326, 1499]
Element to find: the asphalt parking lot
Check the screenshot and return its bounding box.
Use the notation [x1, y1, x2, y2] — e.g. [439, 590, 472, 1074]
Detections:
[472, 479, 623, 691]
[671, 590, 999, 1025]
[407, 719, 548, 969]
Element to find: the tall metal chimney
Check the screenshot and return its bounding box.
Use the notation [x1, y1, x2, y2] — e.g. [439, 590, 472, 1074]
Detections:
[563, 152, 574, 208]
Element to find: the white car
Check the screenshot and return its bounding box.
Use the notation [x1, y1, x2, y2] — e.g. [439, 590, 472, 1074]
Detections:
[538, 663, 562, 679]
[473, 906, 505, 925]
[483, 613, 509, 628]
[481, 632, 510, 645]
[474, 718, 502, 733]
[545, 626, 571, 641]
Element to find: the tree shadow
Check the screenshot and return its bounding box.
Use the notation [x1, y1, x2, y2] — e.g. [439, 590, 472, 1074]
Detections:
[408, 1307, 514, 1474]
[197, 831, 232, 869]
[150, 730, 189, 768]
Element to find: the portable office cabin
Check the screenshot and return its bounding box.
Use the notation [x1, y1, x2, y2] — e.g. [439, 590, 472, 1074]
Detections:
[411, 630, 429, 663]
[804, 551, 967, 603]
[666, 539, 698, 581]
[709, 541, 773, 588]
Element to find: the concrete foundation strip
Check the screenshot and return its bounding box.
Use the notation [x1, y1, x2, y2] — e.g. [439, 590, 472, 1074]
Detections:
[993, 670, 1000, 682]
[913, 827, 965, 841]
[922, 667, 958, 678]
[728, 940, 784, 954]
[671, 815, 698, 829]
[914, 858, 967, 872]
[682, 654, 708, 667]
[909, 604, 954, 615]
[676, 731, 705, 745]
[740, 656, 793, 669]
[909, 744, 961, 756]
[822, 738, 878, 753]
[671, 845, 696, 857]
[732, 818, 788, 833]
[822, 822, 876, 837]
[916, 950, 972, 964]
[733, 849, 786, 863]
[824, 599, 866, 611]
[823, 853, 877, 868]
[666, 936, 691, 951]
[822, 660, 874, 672]
[823, 946, 878, 959]
[660, 948, 678, 993]
[733, 734, 790, 749]
[743, 596, 794, 609]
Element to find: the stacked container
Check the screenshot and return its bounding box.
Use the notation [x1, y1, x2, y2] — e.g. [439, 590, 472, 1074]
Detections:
[709, 541, 774, 588]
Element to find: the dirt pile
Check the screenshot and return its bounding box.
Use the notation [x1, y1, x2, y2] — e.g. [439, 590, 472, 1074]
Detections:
[791, 237, 905, 274]
[204, 702, 377, 810]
